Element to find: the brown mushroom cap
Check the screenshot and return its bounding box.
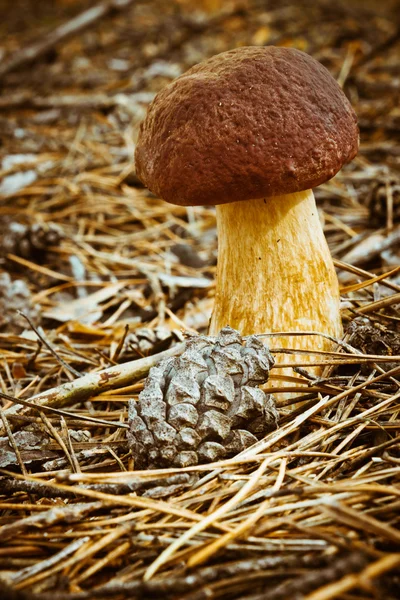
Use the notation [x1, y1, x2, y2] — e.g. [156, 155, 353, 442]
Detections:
[135, 46, 359, 207]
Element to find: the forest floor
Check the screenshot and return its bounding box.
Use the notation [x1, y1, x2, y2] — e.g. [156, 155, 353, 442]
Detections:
[1, 0, 400, 598]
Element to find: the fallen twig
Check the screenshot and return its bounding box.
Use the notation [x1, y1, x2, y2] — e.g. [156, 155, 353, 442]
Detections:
[0, 343, 184, 436]
[31, 553, 326, 599]
[0, 502, 102, 543]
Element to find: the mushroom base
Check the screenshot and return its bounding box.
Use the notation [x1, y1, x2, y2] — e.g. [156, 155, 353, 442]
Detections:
[209, 190, 342, 386]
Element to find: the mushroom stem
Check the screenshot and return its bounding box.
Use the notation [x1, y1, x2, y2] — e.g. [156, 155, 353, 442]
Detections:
[209, 190, 342, 376]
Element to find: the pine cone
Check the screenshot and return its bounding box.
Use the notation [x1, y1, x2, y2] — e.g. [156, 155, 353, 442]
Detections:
[1, 220, 63, 259]
[347, 317, 400, 371]
[122, 326, 174, 357]
[128, 326, 278, 468]
[365, 176, 400, 226]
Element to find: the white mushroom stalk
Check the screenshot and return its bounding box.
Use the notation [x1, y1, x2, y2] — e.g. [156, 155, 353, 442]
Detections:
[134, 46, 359, 385]
[209, 190, 342, 377]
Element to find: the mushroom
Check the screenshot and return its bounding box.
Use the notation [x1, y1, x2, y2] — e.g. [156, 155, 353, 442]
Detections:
[135, 46, 359, 376]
